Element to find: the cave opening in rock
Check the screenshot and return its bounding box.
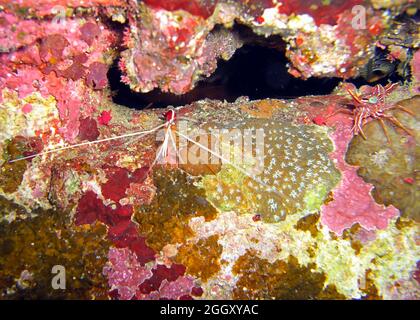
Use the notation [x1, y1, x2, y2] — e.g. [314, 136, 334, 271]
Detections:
[108, 43, 343, 110]
[109, 20, 407, 111]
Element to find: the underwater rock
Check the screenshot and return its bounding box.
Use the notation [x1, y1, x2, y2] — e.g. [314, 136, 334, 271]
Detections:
[232, 251, 345, 299]
[0, 0, 125, 18]
[120, 0, 391, 94]
[346, 96, 419, 222]
[296, 93, 402, 235]
[120, 2, 243, 94]
[320, 120, 400, 235]
[1, 81, 419, 300]
[0, 15, 118, 141]
[0, 198, 110, 299]
[0, 94, 419, 300]
[0, 1, 418, 301]
[1, 87, 419, 300]
[103, 247, 153, 300]
[134, 168, 218, 252]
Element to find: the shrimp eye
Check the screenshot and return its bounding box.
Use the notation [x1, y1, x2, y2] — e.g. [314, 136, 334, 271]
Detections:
[368, 96, 378, 104]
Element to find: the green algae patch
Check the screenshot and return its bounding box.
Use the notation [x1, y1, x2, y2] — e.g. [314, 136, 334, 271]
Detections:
[0, 138, 31, 194]
[200, 119, 341, 223]
[200, 165, 258, 213]
[304, 183, 330, 212]
[0, 197, 110, 299]
[175, 235, 223, 282]
[296, 213, 320, 237]
[232, 251, 345, 299]
[134, 168, 218, 251]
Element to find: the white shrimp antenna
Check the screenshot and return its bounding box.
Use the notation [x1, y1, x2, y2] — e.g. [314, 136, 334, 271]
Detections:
[8, 122, 166, 163]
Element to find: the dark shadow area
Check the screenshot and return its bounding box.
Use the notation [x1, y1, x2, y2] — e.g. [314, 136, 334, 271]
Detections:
[108, 44, 342, 109]
[348, 47, 409, 88]
[108, 26, 410, 110]
[347, 7, 417, 88]
[216, 45, 342, 100]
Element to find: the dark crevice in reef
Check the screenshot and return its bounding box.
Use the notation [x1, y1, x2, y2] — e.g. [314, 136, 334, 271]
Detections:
[108, 44, 342, 110]
[212, 45, 342, 100]
[108, 24, 404, 110]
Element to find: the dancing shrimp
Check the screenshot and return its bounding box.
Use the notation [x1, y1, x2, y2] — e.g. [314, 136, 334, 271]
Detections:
[333, 83, 415, 142]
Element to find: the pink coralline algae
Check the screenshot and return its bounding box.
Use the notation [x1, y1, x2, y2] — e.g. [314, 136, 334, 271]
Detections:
[120, 4, 217, 94]
[86, 62, 109, 90]
[0, 15, 117, 141]
[286, 7, 384, 80]
[412, 49, 420, 93]
[138, 264, 186, 294]
[158, 276, 195, 300]
[143, 0, 218, 19]
[321, 122, 399, 234]
[143, 0, 365, 26]
[103, 247, 153, 300]
[54, 80, 84, 142]
[21, 103, 33, 114]
[102, 167, 133, 203]
[74, 164, 154, 256]
[120, 0, 388, 94]
[303, 98, 399, 235]
[79, 22, 102, 46]
[75, 165, 156, 265]
[136, 263, 197, 300]
[104, 248, 197, 300]
[275, 0, 365, 26]
[0, 12, 47, 52]
[0, 66, 49, 101]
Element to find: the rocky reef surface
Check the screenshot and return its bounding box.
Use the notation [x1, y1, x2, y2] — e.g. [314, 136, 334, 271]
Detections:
[0, 0, 419, 300]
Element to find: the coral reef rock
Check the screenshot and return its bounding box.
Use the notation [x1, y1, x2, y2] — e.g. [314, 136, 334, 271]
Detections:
[0, 0, 418, 301]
